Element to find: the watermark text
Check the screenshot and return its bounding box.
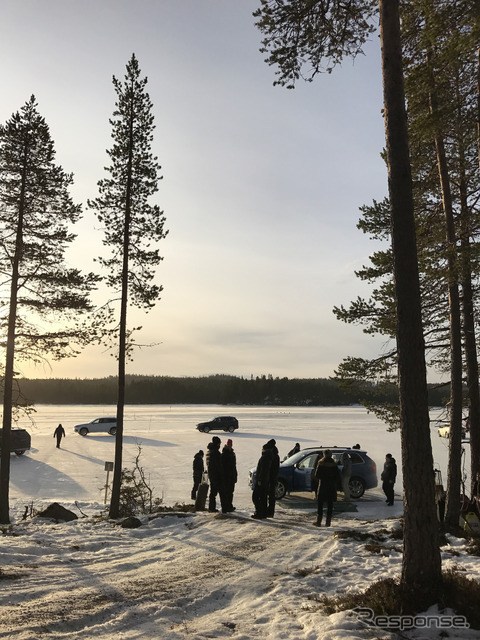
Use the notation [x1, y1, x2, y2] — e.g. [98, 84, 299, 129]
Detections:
[353, 606, 469, 631]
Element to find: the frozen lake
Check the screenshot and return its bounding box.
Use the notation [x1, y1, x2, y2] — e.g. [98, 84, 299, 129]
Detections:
[9, 404, 463, 514]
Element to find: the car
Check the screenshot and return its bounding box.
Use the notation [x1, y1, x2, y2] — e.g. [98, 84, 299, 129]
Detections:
[438, 425, 450, 438]
[249, 446, 377, 500]
[73, 417, 117, 436]
[196, 416, 238, 433]
[0, 428, 31, 456]
[438, 425, 469, 441]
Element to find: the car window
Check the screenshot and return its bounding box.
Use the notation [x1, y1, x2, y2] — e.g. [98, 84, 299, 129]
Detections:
[297, 453, 318, 469]
[349, 452, 364, 464]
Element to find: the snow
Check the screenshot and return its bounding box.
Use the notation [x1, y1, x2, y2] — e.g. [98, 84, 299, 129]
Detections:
[1, 405, 478, 639]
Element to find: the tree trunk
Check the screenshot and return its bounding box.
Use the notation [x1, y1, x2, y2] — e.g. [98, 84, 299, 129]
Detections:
[0, 156, 27, 525]
[379, 0, 442, 600]
[426, 61, 463, 526]
[455, 59, 480, 493]
[108, 99, 135, 520]
[477, 46, 480, 172]
[470, 46, 480, 490]
[460, 229, 480, 493]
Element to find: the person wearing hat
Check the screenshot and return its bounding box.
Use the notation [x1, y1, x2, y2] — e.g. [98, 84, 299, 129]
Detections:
[191, 450, 204, 500]
[221, 439, 237, 513]
[264, 439, 280, 517]
[313, 449, 342, 527]
[381, 453, 397, 506]
[206, 436, 226, 513]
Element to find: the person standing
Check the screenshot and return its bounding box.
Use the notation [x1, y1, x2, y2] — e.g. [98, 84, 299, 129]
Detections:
[251, 443, 273, 519]
[265, 439, 280, 517]
[206, 436, 226, 513]
[381, 453, 397, 506]
[221, 439, 237, 512]
[314, 450, 341, 527]
[287, 442, 300, 458]
[341, 451, 352, 501]
[53, 424, 65, 448]
[191, 450, 204, 500]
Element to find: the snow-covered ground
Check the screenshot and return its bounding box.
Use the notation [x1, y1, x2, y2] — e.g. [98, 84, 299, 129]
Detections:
[1, 405, 478, 639]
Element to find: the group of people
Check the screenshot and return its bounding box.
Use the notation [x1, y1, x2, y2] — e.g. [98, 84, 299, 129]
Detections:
[191, 439, 398, 526]
[191, 436, 238, 513]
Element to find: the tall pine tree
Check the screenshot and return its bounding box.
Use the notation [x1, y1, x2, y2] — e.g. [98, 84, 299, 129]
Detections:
[0, 96, 97, 524]
[89, 54, 167, 519]
[254, 0, 442, 604]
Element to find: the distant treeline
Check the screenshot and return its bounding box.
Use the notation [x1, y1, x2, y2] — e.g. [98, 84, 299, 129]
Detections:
[13, 374, 450, 407]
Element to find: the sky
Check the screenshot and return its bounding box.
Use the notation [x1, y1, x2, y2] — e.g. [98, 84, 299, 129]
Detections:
[1, 1, 390, 381]
[3, 405, 477, 638]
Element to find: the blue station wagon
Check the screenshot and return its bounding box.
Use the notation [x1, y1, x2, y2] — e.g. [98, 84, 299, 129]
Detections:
[249, 446, 377, 500]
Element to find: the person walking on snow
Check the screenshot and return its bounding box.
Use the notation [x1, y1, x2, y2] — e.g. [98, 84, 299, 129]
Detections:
[53, 424, 65, 448]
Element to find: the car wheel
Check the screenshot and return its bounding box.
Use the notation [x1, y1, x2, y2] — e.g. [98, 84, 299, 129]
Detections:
[203, 426, 210, 433]
[228, 426, 235, 432]
[109, 427, 117, 436]
[275, 479, 287, 500]
[14, 450, 25, 456]
[79, 427, 88, 437]
[349, 477, 366, 499]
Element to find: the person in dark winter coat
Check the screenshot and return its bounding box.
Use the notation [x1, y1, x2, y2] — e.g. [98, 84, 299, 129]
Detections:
[264, 439, 280, 517]
[191, 450, 204, 500]
[53, 424, 65, 448]
[314, 450, 341, 527]
[287, 442, 300, 458]
[252, 444, 273, 519]
[222, 439, 237, 512]
[206, 436, 226, 513]
[381, 453, 397, 506]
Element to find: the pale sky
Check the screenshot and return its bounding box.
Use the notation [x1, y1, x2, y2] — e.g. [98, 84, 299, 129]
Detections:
[1, 0, 391, 380]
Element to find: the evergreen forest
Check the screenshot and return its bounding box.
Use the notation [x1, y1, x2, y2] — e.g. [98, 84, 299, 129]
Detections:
[13, 374, 449, 407]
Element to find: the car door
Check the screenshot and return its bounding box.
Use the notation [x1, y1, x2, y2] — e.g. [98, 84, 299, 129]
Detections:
[293, 453, 320, 491]
[89, 418, 102, 432]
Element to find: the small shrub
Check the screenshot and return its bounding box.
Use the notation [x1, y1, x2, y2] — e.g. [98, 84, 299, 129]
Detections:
[117, 446, 163, 517]
[319, 570, 480, 629]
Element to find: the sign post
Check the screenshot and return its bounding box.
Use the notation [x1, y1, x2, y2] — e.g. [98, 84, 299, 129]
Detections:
[104, 461, 114, 504]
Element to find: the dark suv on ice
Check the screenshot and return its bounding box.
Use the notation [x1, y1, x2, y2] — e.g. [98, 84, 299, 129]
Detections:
[249, 446, 377, 500]
[0, 428, 31, 456]
[196, 416, 239, 433]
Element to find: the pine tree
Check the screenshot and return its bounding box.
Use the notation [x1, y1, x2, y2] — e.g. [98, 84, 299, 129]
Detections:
[334, 0, 480, 523]
[89, 54, 167, 519]
[254, 0, 442, 603]
[0, 96, 97, 524]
